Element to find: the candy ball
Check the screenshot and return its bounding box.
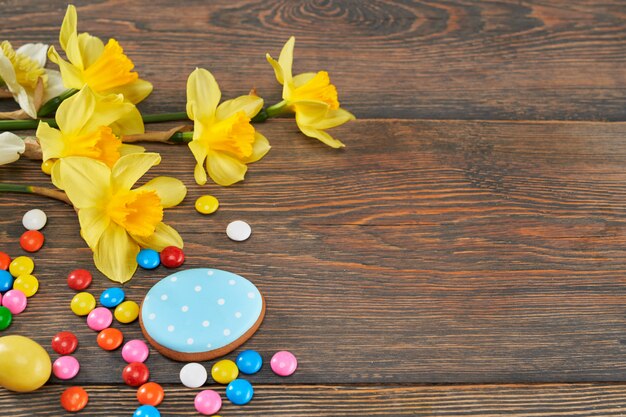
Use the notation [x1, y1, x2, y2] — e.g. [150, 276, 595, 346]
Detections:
[51, 331, 79, 355]
[53, 355, 80, 380]
[60, 386, 88, 412]
[270, 351, 298, 376]
[13, 274, 38, 297]
[211, 359, 239, 384]
[20, 230, 44, 252]
[226, 220, 252, 241]
[0, 270, 13, 292]
[195, 195, 219, 214]
[87, 307, 113, 331]
[160, 246, 184, 268]
[9, 256, 33, 277]
[137, 382, 165, 406]
[123, 362, 150, 387]
[133, 405, 160, 417]
[237, 350, 263, 375]
[0, 306, 12, 330]
[2, 289, 27, 314]
[70, 292, 96, 316]
[0, 335, 51, 392]
[226, 379, 254, 405]
[40, 159, 55, 175]
[137, 249, 160, 270]
[194, 390, 222, 415]
[97, 328, 124, 351]
[100, 287, 125, 308]
[67, 269, 92, 290]
[22, 209, 47, 231]
[179, 362, 207, 388]
[0, 252, 10, 270]
[115, 300, 139, 323]
[122, 339, 150, 363]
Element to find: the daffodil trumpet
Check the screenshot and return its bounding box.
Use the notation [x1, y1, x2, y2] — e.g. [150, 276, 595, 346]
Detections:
[0, 183, 71, 205]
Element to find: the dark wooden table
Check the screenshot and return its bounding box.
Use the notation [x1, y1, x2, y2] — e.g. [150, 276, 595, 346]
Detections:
[1, 1, 626, 415]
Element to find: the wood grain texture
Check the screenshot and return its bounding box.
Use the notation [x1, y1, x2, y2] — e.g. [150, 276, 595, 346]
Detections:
[0, 0, 625, 120]
[3, 383, 626, 416]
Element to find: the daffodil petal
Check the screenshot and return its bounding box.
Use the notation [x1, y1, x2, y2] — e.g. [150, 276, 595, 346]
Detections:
[64, 32, 85, 70]
[293, 100, 330, 126]
[297, 124, 345, 148]
[43, 69, 67, 102]
[111, 105, 145, 136]
[93, 222, 139, 283]
[76, 32, 104, 68]
[266, 53, 284, 85]
[307, 107, 355, 130]
[137, 176, 187, 208]
[131, 222, 183, 252]
[16, 43, 48, 68]
[278, 36, 295, 86]
[59, 156, 111, 208]
[50, 159, 64, 190]
[0, 52, 36, 118]
[216, 95, 263, 120]
[194, 162, 207, 185]
[106, 78, 153, 104]
[36, 121, 64, 161]
[188, 139, 208, 185]
[293, 72, 317, 88]
[81, 92, 133, 133]
[0, 132, 25, 165]
[59, 5, 78, 51]
[119, 144, 145, 155]
[206, 151, 248, 186]
[56, 86, 96, 134]
[47, 46, 85, 89]
[111, 152, 161, 191]
[78, 206, 110, 249]
[244, 132, 271, 164]
[186, 68, 220, 122]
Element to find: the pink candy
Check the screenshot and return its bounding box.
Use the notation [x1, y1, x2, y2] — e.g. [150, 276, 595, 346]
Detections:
[194, 390, 222, 415]
[2, 289, 27, 314]
[53, 355, 80, 380]
[121, 339, 149, 363]
[86, 307, 113, 331]
[270, 351, 298, 376]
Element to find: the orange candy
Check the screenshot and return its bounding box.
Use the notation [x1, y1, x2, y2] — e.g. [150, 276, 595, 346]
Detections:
[0, 252, 9, 270]
[97, 328, 123, 351]
[20, 231, 44, 253]
[60, 386, 88, 412]
[137, 382, 165, 406]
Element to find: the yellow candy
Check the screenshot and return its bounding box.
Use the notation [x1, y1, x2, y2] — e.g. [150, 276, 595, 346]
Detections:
[13, 274, 39, 297]
[70, 292, 96, 316]
[211, 359, 239, 384]
[9, 256, 34, 277]
[195, 195, 219, 214]
[0, 335, 51, 392]
[115, 300, 139, 324]
[41, 159, 56, 175]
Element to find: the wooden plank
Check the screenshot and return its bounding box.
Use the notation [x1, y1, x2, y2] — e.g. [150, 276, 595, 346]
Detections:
[3, 383, 626, 416]
[2, 120, 626, 385]
[1, 0, 625, 120]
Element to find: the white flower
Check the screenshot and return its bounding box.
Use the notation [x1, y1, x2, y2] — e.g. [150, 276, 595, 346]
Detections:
[0, 132, 25, 165]
[0, 41, 65, 118]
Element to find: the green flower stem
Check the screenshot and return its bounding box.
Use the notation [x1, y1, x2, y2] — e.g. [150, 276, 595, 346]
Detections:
[0, 183, 71, 205]
[168, 132, 194, 143]
[251, 100, 289, 122]
[0, 118, 56, 130]
[141, 112, 189, 123]
[37, 89, 79, 117]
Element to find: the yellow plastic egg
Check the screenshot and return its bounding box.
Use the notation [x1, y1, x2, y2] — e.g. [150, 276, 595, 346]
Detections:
[0, 335, 51, 392]
[211, 359, 239, 384]
[13, 274, 39, 297]
[115, 300, 139, 324]
[195, 195, 219, 214]
[9, 256, 34, 277]
[71, 292, 96, 316]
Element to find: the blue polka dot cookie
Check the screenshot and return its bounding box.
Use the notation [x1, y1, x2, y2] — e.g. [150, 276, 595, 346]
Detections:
[139, 268, 265, 361]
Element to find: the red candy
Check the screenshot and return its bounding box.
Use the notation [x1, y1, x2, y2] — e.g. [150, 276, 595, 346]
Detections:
[122, 362, 150, 387]
[60, 386, 88, 412]
[52, 331, 79, 355]
[97, 328, 123, 351]
[137, 382, 165, 406]
[20, 230, 44, 252]
[0, 252, 10, 270]
[160, 246, 184, 268]
[67, 269, 92, 291]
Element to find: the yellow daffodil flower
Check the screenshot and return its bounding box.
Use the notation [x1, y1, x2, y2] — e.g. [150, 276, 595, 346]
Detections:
[186, 68, 270, 186]
[48, 5, 152, 104]
[0, 41, 65, 119]
[266, 37, 355, 148]
[0, 132, 25, 165]
[59, 153, 186, 283]
[36, 86, 145, 189]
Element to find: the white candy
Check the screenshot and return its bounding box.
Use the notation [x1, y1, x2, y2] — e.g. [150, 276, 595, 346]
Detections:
[226, 220, 252, 242]
[179, 362, 207, 388]
[22, 209, 47, 230]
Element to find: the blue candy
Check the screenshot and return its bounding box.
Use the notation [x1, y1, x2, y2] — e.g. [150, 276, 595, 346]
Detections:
[0, 270, 13, 293]
[137, 249, 160, 270]
[226, 378, 254, 405]
[133, 405, 160, 417]
[100, 287, 125, 308]
[236, 350, 263, 375]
